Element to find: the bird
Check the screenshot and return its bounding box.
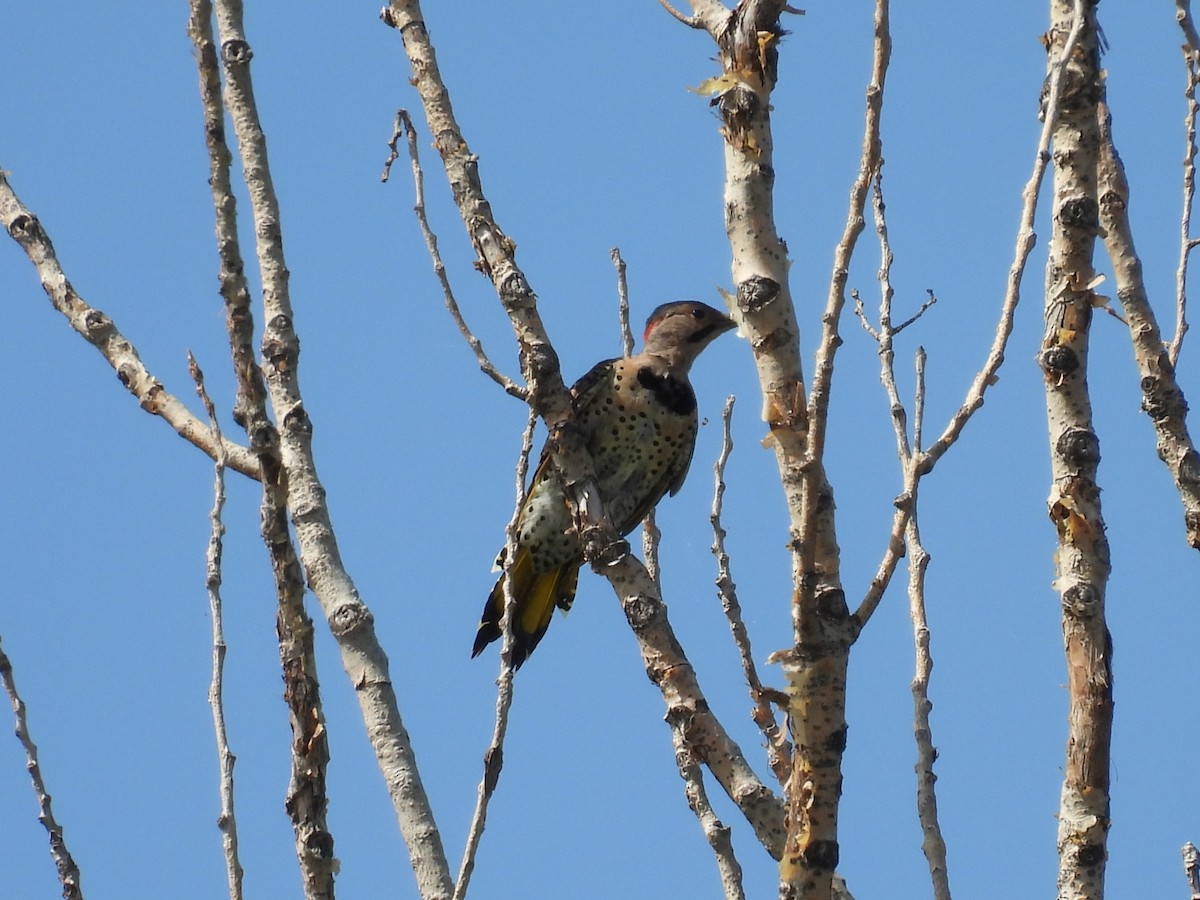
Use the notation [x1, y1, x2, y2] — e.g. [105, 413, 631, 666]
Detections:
[472, 300, 737, 669]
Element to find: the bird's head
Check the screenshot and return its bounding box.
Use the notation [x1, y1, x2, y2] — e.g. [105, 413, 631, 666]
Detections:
[642, 300, 737, 372]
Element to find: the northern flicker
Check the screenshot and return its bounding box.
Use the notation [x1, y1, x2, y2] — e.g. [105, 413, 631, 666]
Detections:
[472, 300, 736, 669]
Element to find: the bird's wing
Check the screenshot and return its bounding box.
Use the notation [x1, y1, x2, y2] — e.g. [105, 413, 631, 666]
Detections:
[515, 358, 618, 499]
[570, 357, 619, 409]
[666, 437, 695, 498]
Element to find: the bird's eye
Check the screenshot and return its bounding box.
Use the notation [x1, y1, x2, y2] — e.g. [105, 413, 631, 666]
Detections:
[691, 308, 705, 319]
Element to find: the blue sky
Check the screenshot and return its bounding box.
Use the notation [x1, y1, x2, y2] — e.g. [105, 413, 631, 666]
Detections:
[2, 3, 1197, 898]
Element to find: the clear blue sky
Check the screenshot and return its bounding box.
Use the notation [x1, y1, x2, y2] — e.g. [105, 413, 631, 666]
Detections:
[2, 3, 1196, 898]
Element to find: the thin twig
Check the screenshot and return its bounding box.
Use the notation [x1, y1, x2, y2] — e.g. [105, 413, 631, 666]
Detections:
[806, 0, 892, 466]
[892, 290, 938, 335]
[189, 353, 245, 900]
[1173, 9, 1199, 364]
[678, 0, 738, 37]
[710, 396, 792, 788]
[0, 173, 259, 479]
[0, 637, 84, 900]
[854, 163, 913, 629]
[851, 148, 951, 900]
[389, 111, 526, 400]
[905, 351, 950, 900]
[613, 247, 635, 358]
[1178, 1, 1200, 58]
[454, 410, 538, 900]
[851, 289, 879, 340]
[659, 0, 704, 29]
[214, 2, 452, 894]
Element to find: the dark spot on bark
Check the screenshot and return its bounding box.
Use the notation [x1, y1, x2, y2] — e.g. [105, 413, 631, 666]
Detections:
[1075, 842, 1106, 868]
[737, 275, 780, 314]
[816, 588, 848, 620]
[824, 725, 848, 754]
[1042, 345, 1079, 376]
[1058, 196, 1099, 232]
[1062, 583, 1100, 618]
[1056, 428, 1100, 470]
[1180, 450, 1200, 488]
[802, 839, 840, 870]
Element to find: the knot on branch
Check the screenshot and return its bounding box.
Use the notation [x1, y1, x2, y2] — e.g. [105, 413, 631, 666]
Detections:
[752, 326, 793, 353]
[83, 308, 112, 338]
[1057, 196, 1100, 233]
[1140, 377, 1186, 422]
[281, 404, 313, 437]
[737, 275, 781, 314]
[1062, 582, 1101, 618]
[664, 701, 697, 735]
[6, 212, 36, 240]
[1099, 188, 1126, 215]
[262, 318, 298, 371]
[815, 588, 848, 621]
[582, 523, 629, 569]
[116, 361, 139, 389]
[1071, 841, 1108, 868]
[1185, 510, 1200, 549]
[1058, 64, 1103, 114]
[825, 725, 849, 755]
[522, 340, 560, 387]
[621, 591, 661, 631]
[1056, 428, 1101, 471]
[138, 382, 164, 414]
[801, 838, 840, 871]
[1179, 449, 1200, 488]
[1040, 344, 1079, 378]
[220, 39, 254, 66]
[299, 825, 336, 861]
[246, 420, 280, 454]
[495, 266, 532, 311]
[328, 601, 373, 637]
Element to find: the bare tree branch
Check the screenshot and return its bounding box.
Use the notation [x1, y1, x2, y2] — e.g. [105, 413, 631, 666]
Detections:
[671, 727, 746, 900]
[0, 173, 259, 480]
[613, 247, 635, 358]
[0, 637, 84, 900]
[188, 353, 245, 900]
[1040, 4, 1113, 896]
[677, 0, 733, 35]
[1095, 101, 1200, 550]
[852, 166, 950, 896]
[711, 396, 791, 788]
[212, 2, 452, 896]
[902, 353, 950, 900]
[186, 4, 338, 894]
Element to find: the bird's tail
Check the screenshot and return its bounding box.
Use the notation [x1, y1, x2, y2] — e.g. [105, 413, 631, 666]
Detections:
[472, 545, 579, 669]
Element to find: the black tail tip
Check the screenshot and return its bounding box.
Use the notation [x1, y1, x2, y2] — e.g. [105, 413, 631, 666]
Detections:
[471, 627, 533, 671]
